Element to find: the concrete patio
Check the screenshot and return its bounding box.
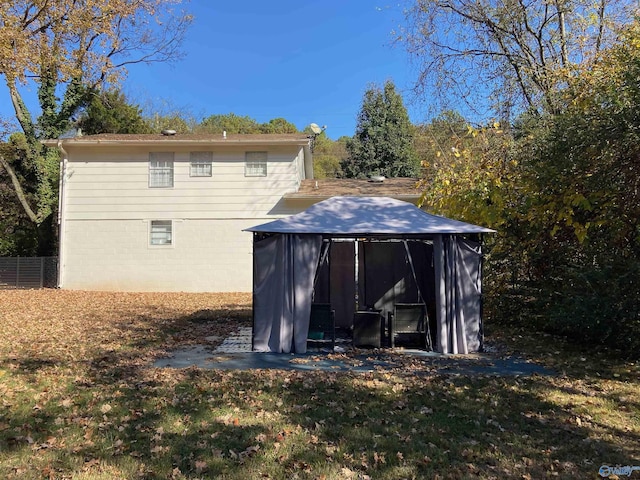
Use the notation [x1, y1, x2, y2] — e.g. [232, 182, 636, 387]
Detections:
[153, 328, 555, 376]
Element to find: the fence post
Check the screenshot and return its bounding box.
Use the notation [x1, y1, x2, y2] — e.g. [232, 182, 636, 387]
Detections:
[16, 256, 20, 288]
[40, 257, 44, 288]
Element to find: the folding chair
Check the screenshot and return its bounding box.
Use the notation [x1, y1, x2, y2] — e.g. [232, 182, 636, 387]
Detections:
[388, 303, 432, 350]
[307, 303, 336, 351]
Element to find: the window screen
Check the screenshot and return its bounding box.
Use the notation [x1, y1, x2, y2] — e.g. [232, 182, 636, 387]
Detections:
[149, 152, 174, 187]
[190, 151, 213, 177]
[245, 151, 267, 177]
[150, 220, 172, 245]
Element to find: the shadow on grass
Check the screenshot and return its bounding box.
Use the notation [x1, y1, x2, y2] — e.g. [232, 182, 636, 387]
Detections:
[1, 303, 639, 479]
[21, 366, 630, 479]
[0, 303, 252, 472]
[265, 372, 636, 479]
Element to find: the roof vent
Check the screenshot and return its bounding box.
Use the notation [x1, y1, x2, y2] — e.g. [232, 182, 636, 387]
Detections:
[161, 129, 176, 136]
[369, 175, 385, 183]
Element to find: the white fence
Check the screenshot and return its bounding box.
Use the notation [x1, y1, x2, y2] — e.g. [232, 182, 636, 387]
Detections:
[0, 257, 58, 289]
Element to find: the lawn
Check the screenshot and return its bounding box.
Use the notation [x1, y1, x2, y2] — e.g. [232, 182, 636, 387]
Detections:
[0, 290, 638, 479]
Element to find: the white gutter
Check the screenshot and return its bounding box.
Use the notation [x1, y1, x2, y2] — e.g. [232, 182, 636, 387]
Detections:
[42, 138, 311, 148]
[56, 140, 68, 288]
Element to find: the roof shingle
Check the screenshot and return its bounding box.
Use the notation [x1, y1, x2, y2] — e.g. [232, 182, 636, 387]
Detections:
[44, 133, 312, 146]
[286, 178, 422, 200]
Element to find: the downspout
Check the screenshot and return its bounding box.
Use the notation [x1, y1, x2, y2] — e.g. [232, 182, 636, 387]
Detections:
[56, 140, 68, 288]
[303, 143, 314, 180]
[479, 233, 485, 352]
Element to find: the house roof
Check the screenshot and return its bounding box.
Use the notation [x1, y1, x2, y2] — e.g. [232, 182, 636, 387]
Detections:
[246, 196, 496, 235]
[43, 133, 312, 147]
[284, 178, 421, 201]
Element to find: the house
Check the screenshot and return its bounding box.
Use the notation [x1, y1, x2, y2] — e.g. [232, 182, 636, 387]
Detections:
[46, 133, 421, 292]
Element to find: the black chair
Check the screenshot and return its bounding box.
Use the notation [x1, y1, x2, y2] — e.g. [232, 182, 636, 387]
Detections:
[307, 303, 336, 351]
[353, 310, 383, 348]
[388, 303, 431, 350]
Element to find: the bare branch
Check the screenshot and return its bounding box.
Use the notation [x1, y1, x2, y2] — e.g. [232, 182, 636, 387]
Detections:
[595, 0, 607, 52]
[555, 1, 569, 66]
[398, 0, 636, 118]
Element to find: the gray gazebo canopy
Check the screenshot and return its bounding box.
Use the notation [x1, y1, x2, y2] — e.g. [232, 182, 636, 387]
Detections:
[246, 196, 495, 355]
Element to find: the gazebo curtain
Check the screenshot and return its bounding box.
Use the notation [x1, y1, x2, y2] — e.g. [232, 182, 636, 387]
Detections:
[434, 236, 483, 354]
[252, 234, 323, 353]
[253, 233, 483, 355]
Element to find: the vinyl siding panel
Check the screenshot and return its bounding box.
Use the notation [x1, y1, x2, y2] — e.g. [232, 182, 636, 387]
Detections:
[63, 145, 304, 220]
[59, 142, 308, 292]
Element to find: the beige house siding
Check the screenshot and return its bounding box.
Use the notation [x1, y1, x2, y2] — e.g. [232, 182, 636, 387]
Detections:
[56, 139, 311, 292]
[63, 145, 304, 220]
[62, 219, 256, 292]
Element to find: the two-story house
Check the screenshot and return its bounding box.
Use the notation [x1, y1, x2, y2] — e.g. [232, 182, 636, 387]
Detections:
[46, 132, 421, 292]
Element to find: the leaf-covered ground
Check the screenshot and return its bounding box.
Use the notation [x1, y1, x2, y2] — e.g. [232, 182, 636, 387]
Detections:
[0, 290, 638, 479]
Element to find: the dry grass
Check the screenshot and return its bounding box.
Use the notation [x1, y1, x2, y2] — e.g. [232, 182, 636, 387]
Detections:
[0, 289, 638, 479]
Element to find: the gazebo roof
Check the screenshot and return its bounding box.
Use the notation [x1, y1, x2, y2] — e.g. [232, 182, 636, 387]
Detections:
[246, 196, 496, 235]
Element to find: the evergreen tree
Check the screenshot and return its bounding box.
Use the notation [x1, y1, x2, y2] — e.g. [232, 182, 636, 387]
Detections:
[78, 89, 151, 135]
[341, 81, 418, 178]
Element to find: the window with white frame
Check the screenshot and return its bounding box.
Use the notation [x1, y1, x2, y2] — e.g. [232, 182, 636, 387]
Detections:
[190, 151, 213, 177]
[149, 152, 174, 187]
[245, 151, 267, 177]
[150, 220, 172, 246]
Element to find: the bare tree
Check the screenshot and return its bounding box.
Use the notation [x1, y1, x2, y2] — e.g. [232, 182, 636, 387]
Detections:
[397, 0, 636, 118]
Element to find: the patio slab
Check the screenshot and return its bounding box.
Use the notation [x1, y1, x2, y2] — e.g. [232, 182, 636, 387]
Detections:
[153, 336, 555, 377]
[156, 351, 395, 373]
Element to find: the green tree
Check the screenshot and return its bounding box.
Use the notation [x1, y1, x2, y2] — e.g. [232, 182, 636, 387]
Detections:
[77, 89, 151, 135]
[0, 130, 59, 255]
[416, 112, 515, 230]
[421, 21, 640, 355]
[413, 111, 468, 167]
[145, 113, 196, 135]
[341, 80, 419, 178]
[0, 120, 39, 255]
[0, 0, 192, 255]
[307, 130, 344, 179]
[511, 21, 640, 348]
[198, 113, 300, 135]
[259, 118, 299, 134]
[198, 113, 261, 134]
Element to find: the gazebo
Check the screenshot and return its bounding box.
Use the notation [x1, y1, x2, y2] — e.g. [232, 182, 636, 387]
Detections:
[245, 196, 495, 354]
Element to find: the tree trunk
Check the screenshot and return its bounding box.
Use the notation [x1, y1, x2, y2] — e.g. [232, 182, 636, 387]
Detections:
[5, 78, 37, 141]
[0, 154, 39, 224]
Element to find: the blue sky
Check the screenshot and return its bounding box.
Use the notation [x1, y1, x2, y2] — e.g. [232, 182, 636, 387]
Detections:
[125, 1, 424, 139]
[1, 1, 427, 140]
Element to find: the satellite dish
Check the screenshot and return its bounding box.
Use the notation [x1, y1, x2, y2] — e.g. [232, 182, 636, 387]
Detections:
[309, 123, 323, 135]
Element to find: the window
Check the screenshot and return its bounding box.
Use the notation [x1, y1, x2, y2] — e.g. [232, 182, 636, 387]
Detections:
[245, 151, 267, 177]
[150, 220, 172, 246]
[149, 152, 174, 187]
[190, 151, 213, 177]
